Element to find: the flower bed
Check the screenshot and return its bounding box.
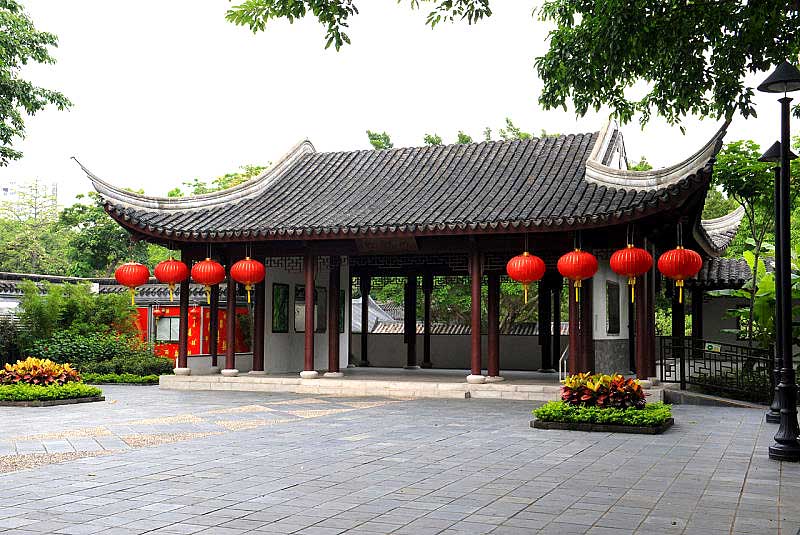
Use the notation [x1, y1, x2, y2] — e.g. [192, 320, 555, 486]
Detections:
[0, 357, 104, 406]
[531, 373, 673, 434]
[82, 372, 159, 384]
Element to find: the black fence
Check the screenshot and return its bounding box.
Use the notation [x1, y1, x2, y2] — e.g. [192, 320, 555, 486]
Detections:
[659, 337, 774, 403]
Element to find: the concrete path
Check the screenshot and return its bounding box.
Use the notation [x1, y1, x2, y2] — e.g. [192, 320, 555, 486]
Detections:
[0, 386, 797, 534]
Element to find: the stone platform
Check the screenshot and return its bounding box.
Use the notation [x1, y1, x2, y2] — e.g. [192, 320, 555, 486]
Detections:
[160, 368, 664, 402]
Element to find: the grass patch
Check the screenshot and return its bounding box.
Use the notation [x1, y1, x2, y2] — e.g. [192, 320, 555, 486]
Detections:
[0, 382, 102, 402]
[533, 401, 672, 427]
[81, 373, 159, 384]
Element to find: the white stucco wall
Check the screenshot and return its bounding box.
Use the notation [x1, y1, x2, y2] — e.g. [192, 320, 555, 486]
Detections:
[591, 259, 630, 341]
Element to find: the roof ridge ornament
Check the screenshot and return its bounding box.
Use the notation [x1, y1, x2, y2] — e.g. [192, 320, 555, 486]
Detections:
[73, 139, 317, 211]
[584, 120, 730, 191]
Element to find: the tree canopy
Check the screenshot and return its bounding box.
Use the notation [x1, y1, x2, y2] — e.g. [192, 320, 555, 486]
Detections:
[226, 1, 800, 125]
[0, 0, 71, 165]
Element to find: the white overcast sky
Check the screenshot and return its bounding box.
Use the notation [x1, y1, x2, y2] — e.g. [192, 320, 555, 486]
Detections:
[0, 1, 789, 205]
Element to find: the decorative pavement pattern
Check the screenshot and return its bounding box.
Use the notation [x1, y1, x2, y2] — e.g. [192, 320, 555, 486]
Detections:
[0, 386, 798, 534]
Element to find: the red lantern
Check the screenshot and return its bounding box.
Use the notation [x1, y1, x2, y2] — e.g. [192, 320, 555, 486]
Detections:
[506, 251, 546, 303]
[610, 245, 653, 303]
[230, 257, 265, 303]
[115, 262, 150, 305]
[154, 258, 189, 302]
[557, 249, 598, 303]
[191, 258, 226, 304]
[658, 246, 703, 304]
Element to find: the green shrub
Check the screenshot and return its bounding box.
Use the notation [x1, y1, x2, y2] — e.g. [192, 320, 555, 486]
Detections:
[81, 372, 159, 384]
[0, 315, 20, 366]
[533, 401, 672, 427]
[29, 331, 173, 376]
[0, 382, 102, 401]
[0, 357, 81, 385]
[15, 280, 137, 351]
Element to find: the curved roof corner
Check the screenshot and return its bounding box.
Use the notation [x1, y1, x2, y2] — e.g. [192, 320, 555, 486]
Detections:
[693, 205, 746, 257]
[72, 139, 317, 211]
[585, 120, 730, 191]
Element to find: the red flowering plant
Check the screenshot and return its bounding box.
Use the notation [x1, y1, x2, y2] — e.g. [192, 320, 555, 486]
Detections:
[561, 373, 646, 409]
[0, 357, 81, 386]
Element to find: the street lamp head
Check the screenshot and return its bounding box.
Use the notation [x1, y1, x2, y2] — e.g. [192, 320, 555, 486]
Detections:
[757, 61, 800, 94]
[758, 141, 799, 162]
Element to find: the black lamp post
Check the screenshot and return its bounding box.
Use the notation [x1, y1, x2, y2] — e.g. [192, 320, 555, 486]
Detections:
[758, 141, 798, 425]
[758, 60, 800, 462]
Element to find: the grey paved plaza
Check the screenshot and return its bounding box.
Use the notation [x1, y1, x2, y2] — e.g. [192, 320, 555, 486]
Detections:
[0, 386, 798, 535]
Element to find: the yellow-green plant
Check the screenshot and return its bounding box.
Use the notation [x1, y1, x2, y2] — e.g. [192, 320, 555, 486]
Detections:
[0, 357, 81, 386]
[561, 372, 645, 409]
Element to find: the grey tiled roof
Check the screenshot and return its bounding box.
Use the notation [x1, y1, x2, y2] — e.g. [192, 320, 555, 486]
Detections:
[79, 129, 721, 242]
[690, 257, 751, 289]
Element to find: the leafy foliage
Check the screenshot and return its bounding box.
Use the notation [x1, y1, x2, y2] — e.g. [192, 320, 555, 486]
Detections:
[81, 372, 159, 384]
[0, 357, 80, 386]
[456, 131, 472, 144]
[423, 133, 442, 146]
[628, 157, 652, 171]
[366, 130, 393, 150]
[0, 382, 101, 401]
[28, 331, 173, 376]
[169, 165, 267, 197]
[560, 373, 645, 409]
[533, 401, 672, 427]
[15, 281, 137, 352]
[0, 0, 71, 164]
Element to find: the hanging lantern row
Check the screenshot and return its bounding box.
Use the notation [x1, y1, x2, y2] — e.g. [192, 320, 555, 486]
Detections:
[114, 257, 267, 306]
[557, 249, 598, 302]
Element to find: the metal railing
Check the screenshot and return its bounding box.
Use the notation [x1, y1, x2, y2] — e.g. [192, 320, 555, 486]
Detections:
[659, 337, 773, 403]
[558, 345, 569, 382]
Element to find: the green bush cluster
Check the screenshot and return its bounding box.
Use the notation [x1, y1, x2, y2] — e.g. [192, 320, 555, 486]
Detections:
[28, 331, 173, 377]
[82, 372, 159, 384]
[0, 382, 102, 401]
[533, 401, 672, 427]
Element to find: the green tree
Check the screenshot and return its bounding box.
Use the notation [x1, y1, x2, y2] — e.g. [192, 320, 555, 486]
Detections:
[176, 165, 267, 196]
[0, 1, 71, 165]
[226, 1, 799, 124]
[423, 133, 442, 146]
[456, 131, 472, 144]
[628, 157, 652, 171]
[366, 130, 393, 150]
[498, 118, 531, 140]
[702, 187, 739, 221]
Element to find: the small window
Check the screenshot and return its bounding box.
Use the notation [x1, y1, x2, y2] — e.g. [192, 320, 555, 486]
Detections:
[295, 285, 327, 333]
[606, 281, 621, 335]
[272, 283, 289, 333]
[155, 316, 180, 342]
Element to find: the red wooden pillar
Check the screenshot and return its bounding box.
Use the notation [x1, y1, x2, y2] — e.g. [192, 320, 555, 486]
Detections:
[176, 276, 190, 372]
[404, 274, 419, 369]
[223, 267, 238, 375]
[326, 257, 343, 377]
[250, 280, 266, 374]
[568, 283, 581, 374]
[580, 278, 595, 372]
[301, 254, 319, 378]
[487, 272, 502, 381]
[421, 272, 433, 368]
[634, 274, 649, 380]
[467, 249, 485, 383]
[209, 284, 220, 370]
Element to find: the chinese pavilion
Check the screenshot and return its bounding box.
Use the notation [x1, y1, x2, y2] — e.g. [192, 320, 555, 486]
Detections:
[76, 121, 743, 382]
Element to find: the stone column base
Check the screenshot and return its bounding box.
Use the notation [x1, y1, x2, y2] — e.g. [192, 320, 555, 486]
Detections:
[208, 366, 221, 375]
[248, 370, 267, 376]
[323, 371, 344, 378]
[486, 376, 505, 383]
[537, 368, 556, 374]
[404, 365, 421, 370]
[173, 367, 191, 376]
[221, 369, 239, 377]
[421, 362, 433, 369]
[466, 374, 486, 384]
[300, 370, 320, 379]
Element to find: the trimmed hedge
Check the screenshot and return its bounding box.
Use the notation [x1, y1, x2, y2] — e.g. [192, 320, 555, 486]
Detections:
[533, 401, 673, 427]
[0, 382, 102, 402]
[82, 373, 159, 384]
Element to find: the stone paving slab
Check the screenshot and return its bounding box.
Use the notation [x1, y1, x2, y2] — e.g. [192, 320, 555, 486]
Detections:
[0, 386, 797, 534]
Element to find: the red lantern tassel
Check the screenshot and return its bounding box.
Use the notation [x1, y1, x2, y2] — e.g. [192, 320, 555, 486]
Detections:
[628, 277, 635, 303]
[523, 282, 529, 304]
[575, 279, 581, 303]
[677, 280, 684, 304]
[129, 288, 135, 306]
